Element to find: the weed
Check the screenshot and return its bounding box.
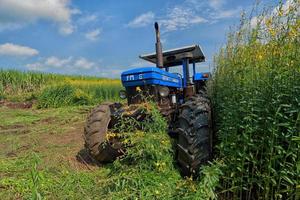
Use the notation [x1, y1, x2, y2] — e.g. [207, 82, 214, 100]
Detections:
[31, 154, 42, 200]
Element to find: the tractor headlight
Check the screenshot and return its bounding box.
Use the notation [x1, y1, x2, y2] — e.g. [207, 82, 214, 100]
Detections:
[119, 90, 127, 99]
[158, 86, 170, 97]
[202, 73, 209, 78]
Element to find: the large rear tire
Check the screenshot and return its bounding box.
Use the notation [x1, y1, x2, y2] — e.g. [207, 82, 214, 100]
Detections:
[176, 95, 212, 177]
[84, 103, 123, 162]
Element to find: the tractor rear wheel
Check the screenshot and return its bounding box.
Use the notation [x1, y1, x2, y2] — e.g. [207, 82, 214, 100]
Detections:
[84, 103, 123, 162]
[176, 95, 212, 177]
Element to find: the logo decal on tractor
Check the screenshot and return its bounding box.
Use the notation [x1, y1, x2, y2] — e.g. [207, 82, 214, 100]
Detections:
[162, 75, 179, 83]
[126, 75, 135, 81]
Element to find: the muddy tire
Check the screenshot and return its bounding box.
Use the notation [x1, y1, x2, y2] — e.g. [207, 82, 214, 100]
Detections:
[176, 95, 212, 177]
[84, 103, 123, 162]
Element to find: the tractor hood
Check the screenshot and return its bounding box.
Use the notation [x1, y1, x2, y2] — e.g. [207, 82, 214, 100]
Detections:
[121, 67, 182, 88]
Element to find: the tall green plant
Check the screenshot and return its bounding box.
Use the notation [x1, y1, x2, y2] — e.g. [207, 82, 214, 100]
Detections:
[211, 0, 300, 199]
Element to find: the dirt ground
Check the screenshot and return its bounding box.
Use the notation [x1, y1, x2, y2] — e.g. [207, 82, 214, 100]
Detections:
[0, 104, 99, 172]
[0, 103, 126, 199]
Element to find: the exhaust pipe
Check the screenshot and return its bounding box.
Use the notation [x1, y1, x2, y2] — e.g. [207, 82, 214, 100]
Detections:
[154, 22, 163, 68]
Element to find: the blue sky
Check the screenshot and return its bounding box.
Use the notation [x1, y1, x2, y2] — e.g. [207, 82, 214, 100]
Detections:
[0, 0, 278, 78]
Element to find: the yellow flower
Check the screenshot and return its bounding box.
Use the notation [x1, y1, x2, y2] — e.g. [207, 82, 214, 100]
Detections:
[278, 9, 283, 17]
[265, 18, 272, 28]
[269, 29, 276, 37]
[191, 184, 197, 192]
[136, 86, 141, 92]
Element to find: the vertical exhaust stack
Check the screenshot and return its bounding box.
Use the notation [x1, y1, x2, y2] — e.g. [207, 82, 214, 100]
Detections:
[154, 22, 164, 68]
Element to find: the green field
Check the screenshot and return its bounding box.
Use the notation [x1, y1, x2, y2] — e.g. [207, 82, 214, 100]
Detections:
[0, 70, 123, 107]
[0, 1, 299, 199]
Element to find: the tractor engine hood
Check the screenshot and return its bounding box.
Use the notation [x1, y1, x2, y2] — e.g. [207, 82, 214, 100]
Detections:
[121, 67, 182, 88]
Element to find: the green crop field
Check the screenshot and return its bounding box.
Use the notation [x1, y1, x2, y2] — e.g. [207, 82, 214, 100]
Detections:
[0, 1, 299, 200]
[0, 70, 123, 107]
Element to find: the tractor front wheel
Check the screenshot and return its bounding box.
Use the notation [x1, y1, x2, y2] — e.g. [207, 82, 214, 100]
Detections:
[84, 103, 123, 162]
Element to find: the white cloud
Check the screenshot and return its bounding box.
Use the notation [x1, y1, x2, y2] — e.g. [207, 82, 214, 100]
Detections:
[129, 60, 151, 68]
[207, 0, 241, 20]
[209, 0, 225, 10]
[26, 62, 46, 71]
[159, 6, 207, 32]
[26, 56, 122, 77]
[78, 14, 98, 25]
[0, 0, 78, 35]
[26, 56, 96, 71]
[85, 29, 101, 41]
[74, 57, 95, 69]
[127, 12, 155, 28]
[96, 69, 122, 78]
[27, 56, 128, 78]
[0, 43, 39, 57]
[45, 56, 72, 68]
[127, 0, 240, 32]
[59, 23, 76, 35]
[160, 38, 167, 44]
[212, 8, 241, 20]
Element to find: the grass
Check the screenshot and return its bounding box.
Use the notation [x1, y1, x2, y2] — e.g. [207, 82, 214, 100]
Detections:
[0, 105, 222, 200]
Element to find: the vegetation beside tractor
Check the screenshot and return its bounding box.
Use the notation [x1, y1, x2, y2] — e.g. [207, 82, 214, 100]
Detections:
[211, 0, 300, 198]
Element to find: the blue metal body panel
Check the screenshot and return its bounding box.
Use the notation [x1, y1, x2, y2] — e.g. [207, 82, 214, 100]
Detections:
[193, 73, 210, 81]
[121, 67, 182, 88]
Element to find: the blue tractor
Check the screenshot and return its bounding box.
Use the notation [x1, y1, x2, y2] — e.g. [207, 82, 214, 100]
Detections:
[84, 22, 212, 176]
